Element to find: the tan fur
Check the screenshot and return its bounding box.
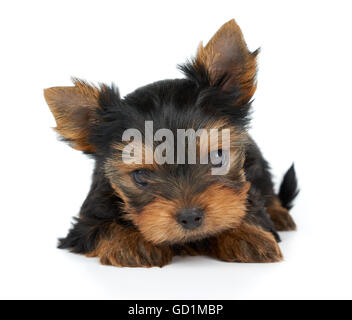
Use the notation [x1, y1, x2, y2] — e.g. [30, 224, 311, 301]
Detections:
[44, 79, 100, 152]
[87, 223, 173, 267]
[266, 196, 296, 231]
[210, 222, 283, 263]
[108, 142, 157, 172]
[195, 19, 258, 105]
[200, 122, 247, 155]
[128, 181, 250, 244]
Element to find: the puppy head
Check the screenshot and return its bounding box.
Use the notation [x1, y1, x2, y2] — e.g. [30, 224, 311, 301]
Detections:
[44, 19, 257, 244]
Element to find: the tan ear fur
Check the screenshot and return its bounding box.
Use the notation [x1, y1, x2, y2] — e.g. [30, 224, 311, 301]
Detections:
[195, 19, 258, 105]
[44, 79, 100, 152]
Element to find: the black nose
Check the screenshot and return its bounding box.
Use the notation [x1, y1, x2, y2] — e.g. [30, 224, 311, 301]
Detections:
[176, 208, 204, 230]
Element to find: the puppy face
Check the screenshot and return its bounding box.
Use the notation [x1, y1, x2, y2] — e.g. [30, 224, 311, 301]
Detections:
[103, 116, 251, 244]
[44, 19, 257, 244]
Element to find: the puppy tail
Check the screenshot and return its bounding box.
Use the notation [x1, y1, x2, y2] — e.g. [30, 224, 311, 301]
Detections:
[278, 164, 299, 210]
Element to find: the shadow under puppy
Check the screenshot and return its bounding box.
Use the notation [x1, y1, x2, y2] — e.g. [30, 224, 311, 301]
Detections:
[44, 19, 298, 267]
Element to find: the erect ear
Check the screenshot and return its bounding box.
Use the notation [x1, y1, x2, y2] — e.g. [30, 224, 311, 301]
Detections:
[183, 19, 258, 106]
[44, 79, 103, 153]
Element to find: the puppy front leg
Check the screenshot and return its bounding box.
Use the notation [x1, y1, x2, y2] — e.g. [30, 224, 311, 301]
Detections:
[87, 223, 174, 268]
[211, 223, 283, 263]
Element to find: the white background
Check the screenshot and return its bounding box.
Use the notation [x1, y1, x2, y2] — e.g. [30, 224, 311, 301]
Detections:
[1, 0, 351, 299]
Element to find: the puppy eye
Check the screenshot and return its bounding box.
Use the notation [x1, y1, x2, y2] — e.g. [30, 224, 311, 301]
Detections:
[131, 169, 150, 187]
[210, 149, 225, 168]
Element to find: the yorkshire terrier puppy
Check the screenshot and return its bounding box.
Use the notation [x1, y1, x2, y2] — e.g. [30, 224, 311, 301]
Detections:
[44, 19, 298, 267]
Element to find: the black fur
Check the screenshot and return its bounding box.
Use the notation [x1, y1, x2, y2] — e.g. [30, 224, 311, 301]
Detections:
[279, 164, 299, 210]
[58, 164, 134, 253]
[244, 188, 281, 242]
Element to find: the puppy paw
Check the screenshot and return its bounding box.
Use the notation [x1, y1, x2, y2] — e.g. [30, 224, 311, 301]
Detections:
[213, 223, 283, 263]
[100, 242, 173, 268]
[267, 199, 296, 231]
[87, 224, 173, 268]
